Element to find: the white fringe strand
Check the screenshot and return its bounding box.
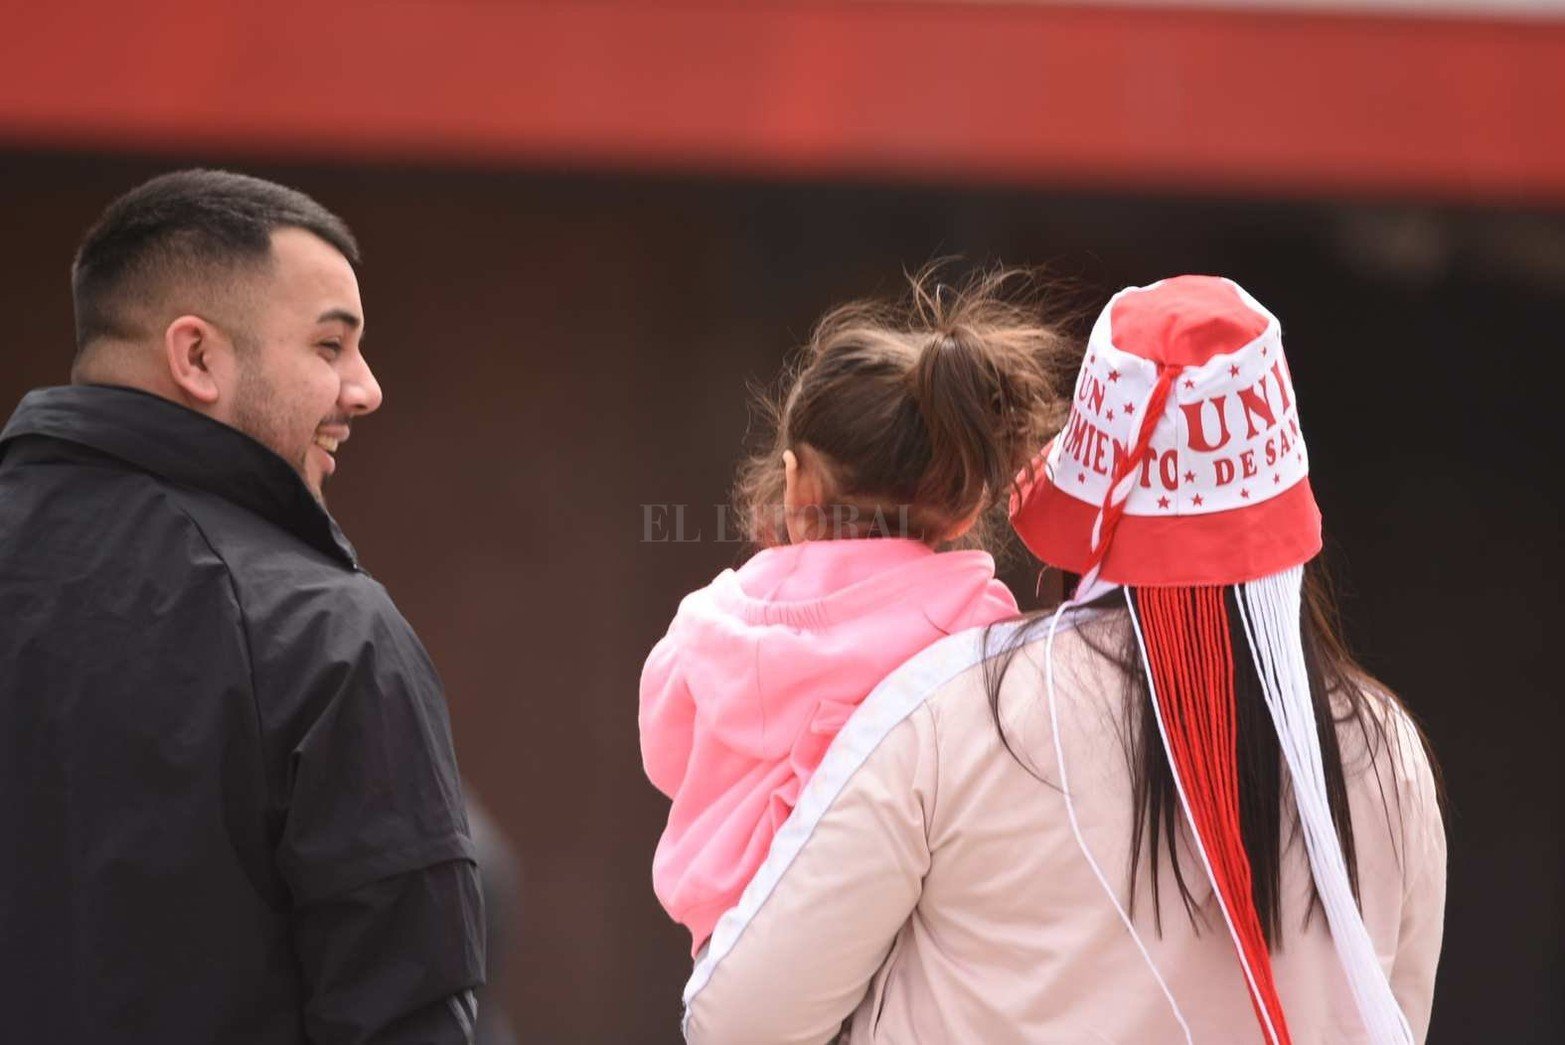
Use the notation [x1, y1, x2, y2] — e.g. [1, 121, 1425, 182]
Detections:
[1235, 566, 1415, 1045]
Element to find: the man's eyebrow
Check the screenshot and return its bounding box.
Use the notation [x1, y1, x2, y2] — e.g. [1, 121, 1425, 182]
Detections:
[316, 308, 361, 329]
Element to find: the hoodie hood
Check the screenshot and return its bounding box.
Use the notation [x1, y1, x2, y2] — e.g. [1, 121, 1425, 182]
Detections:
[675, 539, 1013, 760]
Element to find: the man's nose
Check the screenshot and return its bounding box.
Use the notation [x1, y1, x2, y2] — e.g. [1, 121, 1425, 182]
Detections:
[341, 352, 384, 416]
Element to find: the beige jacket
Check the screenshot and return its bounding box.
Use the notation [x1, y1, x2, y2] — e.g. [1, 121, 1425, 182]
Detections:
[682, 613, 1445, 1044]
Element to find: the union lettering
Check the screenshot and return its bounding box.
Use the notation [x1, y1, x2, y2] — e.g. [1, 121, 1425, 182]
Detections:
[1237, 375, 1278, 440]
[1077, 374, 1107, 417]
[1181, 395, 1232, 453]
[1271, 359, 1294, 413]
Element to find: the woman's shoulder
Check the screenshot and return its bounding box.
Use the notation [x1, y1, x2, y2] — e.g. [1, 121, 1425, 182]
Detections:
[867, 613, 1074, 721]
[1330, 677, 1439, 789]
[852, 609, 1113, 767]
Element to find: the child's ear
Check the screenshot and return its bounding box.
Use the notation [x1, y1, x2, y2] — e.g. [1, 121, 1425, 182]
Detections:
[782, 449, 800, 508]
[783, 448, 825, 542]
[783, 448, 824, 510]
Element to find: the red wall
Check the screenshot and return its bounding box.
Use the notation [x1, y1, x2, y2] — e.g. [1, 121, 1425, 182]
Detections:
[3, 1, 1564, 202]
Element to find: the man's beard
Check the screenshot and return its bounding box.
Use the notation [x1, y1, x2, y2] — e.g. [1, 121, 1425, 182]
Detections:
[232, 363, 322, 504]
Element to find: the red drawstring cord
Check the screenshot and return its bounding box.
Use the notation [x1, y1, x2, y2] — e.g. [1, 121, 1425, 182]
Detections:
[1079, 363, 1180, 584]
[1138, 586, 1293, 1045]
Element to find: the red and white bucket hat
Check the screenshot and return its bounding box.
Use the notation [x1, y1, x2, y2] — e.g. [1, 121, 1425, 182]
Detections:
[1012, 274, 1321, 589]
[1011, 276, 1414, 1045]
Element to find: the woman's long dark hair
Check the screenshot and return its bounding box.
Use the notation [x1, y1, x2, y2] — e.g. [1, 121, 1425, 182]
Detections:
[983, 557, 1443, 949]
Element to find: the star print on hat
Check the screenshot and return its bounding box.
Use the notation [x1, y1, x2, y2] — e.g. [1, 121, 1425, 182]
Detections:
[1011, 274, 1321, 588]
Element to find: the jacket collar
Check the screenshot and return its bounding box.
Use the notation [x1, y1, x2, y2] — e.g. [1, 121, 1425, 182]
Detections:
[0, 384, 358, 568]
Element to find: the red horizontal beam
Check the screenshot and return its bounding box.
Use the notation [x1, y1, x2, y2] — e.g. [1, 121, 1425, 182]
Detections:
[2, 1, 1563, 202]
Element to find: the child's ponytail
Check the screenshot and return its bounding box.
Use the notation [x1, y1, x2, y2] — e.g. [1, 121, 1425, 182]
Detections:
[735, 266, 1075, 548]
[907, 314, 1055, 539]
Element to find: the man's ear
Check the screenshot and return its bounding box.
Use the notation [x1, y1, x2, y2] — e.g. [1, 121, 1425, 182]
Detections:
[163, 315, 225, 405]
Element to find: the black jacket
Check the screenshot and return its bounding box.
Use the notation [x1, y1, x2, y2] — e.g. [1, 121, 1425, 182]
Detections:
[0, 385, 484, 1043]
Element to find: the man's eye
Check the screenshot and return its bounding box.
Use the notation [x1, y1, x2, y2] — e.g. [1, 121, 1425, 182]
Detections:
[318, 341, 343, 357]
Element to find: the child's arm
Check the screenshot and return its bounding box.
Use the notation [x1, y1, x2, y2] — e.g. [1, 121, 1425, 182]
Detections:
[638, 629, 696, 798]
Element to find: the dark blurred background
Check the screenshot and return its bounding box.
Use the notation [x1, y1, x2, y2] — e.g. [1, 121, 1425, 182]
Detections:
[3, 2, 1561, 1042]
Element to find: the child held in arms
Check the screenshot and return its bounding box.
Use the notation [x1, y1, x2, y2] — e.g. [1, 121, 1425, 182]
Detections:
[640, 268, 1072, 954]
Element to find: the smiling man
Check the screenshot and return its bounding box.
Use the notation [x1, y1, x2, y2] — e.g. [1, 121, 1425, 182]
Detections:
[0, 171, 483, 1043]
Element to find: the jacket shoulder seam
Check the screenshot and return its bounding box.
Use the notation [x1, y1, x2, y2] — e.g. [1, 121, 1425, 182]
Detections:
[163, 492, 265, 779]
[921, 700, 943, 843]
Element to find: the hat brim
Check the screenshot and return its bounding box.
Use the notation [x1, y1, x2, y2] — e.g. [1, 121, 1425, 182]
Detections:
[1011, 442, 1323, 587]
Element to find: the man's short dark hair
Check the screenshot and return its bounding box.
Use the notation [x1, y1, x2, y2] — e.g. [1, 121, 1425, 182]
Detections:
[71, 169, 360, 353]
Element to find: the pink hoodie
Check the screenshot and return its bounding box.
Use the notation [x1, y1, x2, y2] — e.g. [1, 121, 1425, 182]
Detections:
[639, 537, 1018, 953]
